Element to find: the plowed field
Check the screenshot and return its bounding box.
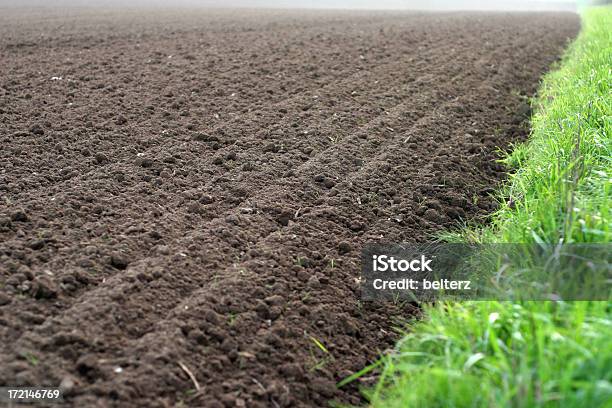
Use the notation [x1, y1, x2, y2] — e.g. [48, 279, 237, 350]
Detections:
[0, 9, 579, 407]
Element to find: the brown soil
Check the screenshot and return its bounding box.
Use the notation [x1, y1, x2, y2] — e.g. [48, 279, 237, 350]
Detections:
[0, 8, 579, 408]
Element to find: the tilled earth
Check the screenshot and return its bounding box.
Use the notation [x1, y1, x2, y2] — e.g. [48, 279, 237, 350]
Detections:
[0, 8, 579, 408]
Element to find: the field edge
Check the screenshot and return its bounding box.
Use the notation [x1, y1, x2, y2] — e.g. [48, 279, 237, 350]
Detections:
[359, 7, 612, 408]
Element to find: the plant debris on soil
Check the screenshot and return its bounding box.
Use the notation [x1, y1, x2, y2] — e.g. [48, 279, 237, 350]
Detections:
[0, 8, 579, 408]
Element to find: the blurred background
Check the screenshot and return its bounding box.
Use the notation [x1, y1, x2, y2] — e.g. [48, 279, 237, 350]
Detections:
[0, 0, 593, 11]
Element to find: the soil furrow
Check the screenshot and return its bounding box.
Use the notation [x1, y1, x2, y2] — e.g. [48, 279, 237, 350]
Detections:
[0, 27, 464, 328]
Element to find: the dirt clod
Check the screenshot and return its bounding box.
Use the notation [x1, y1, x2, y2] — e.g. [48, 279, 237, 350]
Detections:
[28, 239, 45, 250]
[110, 253, 129, 270]
[30, 276, 58, 299]
[95, 153, 109, 164]
[11, 210, 28, 222]
[0, 292, 11, 306]
[263, 143, 280, 153]
[29, 124, 44, 135]
[277, 211, 293, 226]
[323, 179, 336, 189]
[338, 241, 352, 254]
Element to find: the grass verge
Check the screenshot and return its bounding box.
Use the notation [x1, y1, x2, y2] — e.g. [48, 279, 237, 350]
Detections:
[361, 7, 612, 408]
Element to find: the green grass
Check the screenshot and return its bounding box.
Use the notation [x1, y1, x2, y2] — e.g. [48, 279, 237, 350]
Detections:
[360, 7, 612, 408]
[368, 302, 611, 408]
